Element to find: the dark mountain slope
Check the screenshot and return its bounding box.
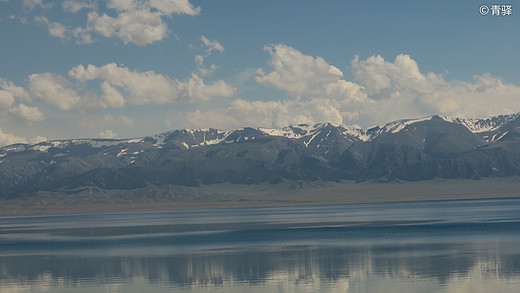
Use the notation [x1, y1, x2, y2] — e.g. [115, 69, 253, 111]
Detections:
[2, 113, 520, 196]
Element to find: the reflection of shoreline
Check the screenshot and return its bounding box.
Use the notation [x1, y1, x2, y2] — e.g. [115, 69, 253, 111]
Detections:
[1, 240, 520, 291]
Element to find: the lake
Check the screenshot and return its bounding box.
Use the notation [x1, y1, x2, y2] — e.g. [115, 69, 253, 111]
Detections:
[1, 198, 520, 292]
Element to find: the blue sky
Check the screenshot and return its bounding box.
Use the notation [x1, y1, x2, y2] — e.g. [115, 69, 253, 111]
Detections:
[0, 0, 519, 145]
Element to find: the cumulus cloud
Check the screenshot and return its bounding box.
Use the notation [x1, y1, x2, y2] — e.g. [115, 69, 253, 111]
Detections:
[225, 99, 343, 128]
[1, 80, 46, 122]
[30, 135, 47, 144]
[0, 128, 46, 147]
[35, 16, 67, 38]
[351, 54, 520, 122]
[98, 129, 118, 139]
[28, 72, 83, 110]
[87, 9, 167, 45]
[256, 44, 367, 103]
[251, 45, 520, 127]
[351, 54, 446, 99]
[0, 78, 31, 102]
[173, 98, 343, 130]
[104, 0, 199, 16]
[100, 81, 125, 108]
[74, 0, 200, 45]
[29, 0, 200, 45]
[8, 104, 46, 121]
[3, 63, 234, 112]
[148, 0, 200, 15]
[68, 63, 236, 105]
[247, 45, 371, 126]
[0, 90, 15, 110]
[0, 128, 27, 147]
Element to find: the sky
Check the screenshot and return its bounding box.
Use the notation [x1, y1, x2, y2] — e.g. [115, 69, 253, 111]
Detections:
[0, 0, 519, 146]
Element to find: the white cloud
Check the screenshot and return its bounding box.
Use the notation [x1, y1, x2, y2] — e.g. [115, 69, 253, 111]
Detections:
[68, 63, 236, 104]
[47, 22, 67, 38]
[72, 27, 93, 44]
[8, 104, 46, 121]
[200, 35, 224, 53]
[227, 98, 343, 128]
[256, 44, 367, 103]
[149, 0, 200, 15]
[100, 81, 125, 108]
[30, 135, 47, 144]
[178, 73, 236, 101]
[1, 80, 45, 122]
[351, 54, 445, 99]
[87, 9, 167, 46]
[0, 63, 235, 113]
[253, 45, 520, 127]
[173, 98, 343, 130]
[62, 0, 96, 13]
[70, 0, 200, 45]
[0, 129, 45, 147]
[28, 72, 83, 110]
[25, 0, 200, 45]
[251, 44, 372, 126]
[0, 128, 27, 147]
[0, 78, 31, 102]
[35, 16, 67, 38]
[98, 129, 118, 138]
[351, 54, 520, 122]
[195, 54, 217, 76]
[195, 36, 224, 76]
[0, 63, 235, 114]
[0, 90, 15, 110]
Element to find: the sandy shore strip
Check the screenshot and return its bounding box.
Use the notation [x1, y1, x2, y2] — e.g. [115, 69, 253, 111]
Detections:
[1, 178, 519, 216]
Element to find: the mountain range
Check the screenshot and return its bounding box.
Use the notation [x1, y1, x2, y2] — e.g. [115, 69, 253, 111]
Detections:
[1, 113, 520, 196]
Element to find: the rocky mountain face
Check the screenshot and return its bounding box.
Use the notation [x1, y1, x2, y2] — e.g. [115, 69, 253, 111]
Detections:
[1, 113, 520, 196]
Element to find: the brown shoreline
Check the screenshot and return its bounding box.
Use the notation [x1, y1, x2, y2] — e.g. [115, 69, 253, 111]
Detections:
[1, 178, 519, 216]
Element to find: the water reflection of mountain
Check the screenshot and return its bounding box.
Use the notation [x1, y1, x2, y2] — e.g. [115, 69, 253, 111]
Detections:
[2, 240, 520, 289]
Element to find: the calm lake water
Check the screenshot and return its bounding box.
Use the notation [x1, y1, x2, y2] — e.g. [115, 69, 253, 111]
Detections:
[1, 198, 520, 292]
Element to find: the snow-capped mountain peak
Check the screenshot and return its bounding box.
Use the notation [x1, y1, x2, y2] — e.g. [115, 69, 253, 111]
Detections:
[2, 113, 520, 157]
[440, 113, 519, 133]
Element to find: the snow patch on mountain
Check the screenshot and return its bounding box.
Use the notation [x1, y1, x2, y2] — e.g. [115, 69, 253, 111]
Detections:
[386, 117, 433, 133]
[29, 139, 141, 152]
[303, 132, 320, 147]
[191, 130, 231, 148]
[259, 124, 319, 139]
[440, 113, 520, 134]
[369, 117, 433, 135]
